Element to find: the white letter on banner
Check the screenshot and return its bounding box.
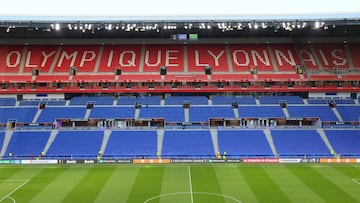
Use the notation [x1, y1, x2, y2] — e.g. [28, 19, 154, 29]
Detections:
[232, 50, 250, 66]
[119, 51, 136, 67]
[57, 51, 78, 67]
[6, 51, 21, 67]
[145, 50, 161, 66]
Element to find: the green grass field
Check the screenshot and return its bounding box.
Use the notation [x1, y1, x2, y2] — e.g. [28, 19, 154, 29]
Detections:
[0, 164, 360, 203]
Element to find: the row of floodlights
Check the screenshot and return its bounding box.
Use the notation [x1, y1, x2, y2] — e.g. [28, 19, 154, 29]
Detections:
[4, 21, 330, 33]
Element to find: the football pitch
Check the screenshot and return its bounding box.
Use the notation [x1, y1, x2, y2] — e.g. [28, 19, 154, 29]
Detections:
[0, 164, 360, 203]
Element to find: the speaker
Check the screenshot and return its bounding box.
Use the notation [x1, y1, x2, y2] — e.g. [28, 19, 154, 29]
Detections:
[205, 65, 212, 75]
[87, 102, 94, 109]
[70, 66, 77, 75]
[280, 102, 287, 108]
[56, 83, 62, 89]
[16, 94, 23, 101]
[183, 103, 190, 109]
[115, 69, 122, 75]
[32, 69, 39, 76]
[231, 102, 238, 108]
[135, 103, 142, 109]
[328, 101, 336, 108]
[39, 102, 46, 109]
[351, 93, 357, 99]
[160, 66, 167, 75]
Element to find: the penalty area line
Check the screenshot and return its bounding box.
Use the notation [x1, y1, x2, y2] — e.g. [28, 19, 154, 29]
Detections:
[0, 179, 29, 202]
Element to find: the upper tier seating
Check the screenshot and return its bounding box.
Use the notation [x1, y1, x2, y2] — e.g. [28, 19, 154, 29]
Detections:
[211, 95, 256, 105]
[271, 130, 330, 157]
[47, 131, 103, 158]
[0, 107, 37, 123]
[165, 96, 208, 105]
[287, 106, 338, 121]
[325, 130, 360, 156]
[218, 130, 273, 157]
[5, 131, 50, 157]
[336, 106, 360, 121]
[189, 106, 234, 122]
[89, 107, 135, 119]
[139, 107, 184, 122]
[259, 96, 304, 104]
[238, 106, 284, 118]
[0, 98, 16, 106]
[117, 96, 161, 105]
[37, 107, 86, 122]
[69, 96, 114, 105]
[104, 131, 157, 158]
[162, 130, 214, 157]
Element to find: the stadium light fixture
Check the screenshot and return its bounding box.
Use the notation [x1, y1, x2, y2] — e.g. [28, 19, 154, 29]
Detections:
[55, 23, 60, 30]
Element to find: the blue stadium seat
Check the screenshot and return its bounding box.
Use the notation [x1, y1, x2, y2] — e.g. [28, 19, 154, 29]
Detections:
[337, 106, 360, 121]
[70, 96, 114, 105]
[5, 131, 50, 157]
[47, 131, 103, 158]
[189, 106, 234, 122]
[165, 96, 208, 105]
[104, 131, 157, 158]
[162, 130, 214, 158]
[139, 107, 184, 122]
[89, 107, 135, 119]
[0, 107, 38, 123]
[287, 106, 338, 121]
[271, 130, 330, 157]
[259, 96, 304, 104]
[0, 98, 16, 106]
[325, 130, 360, 156]
[218, 130, 273, 157]
[238, 106, 284, 118]
[37, 107, 87, 123]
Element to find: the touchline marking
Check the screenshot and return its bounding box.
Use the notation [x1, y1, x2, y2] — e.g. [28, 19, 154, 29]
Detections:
[0, 179, 29, 202]
[188, 166, 194, 203]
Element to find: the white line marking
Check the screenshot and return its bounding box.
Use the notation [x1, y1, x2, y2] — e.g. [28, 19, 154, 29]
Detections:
[143, 192, 242, 203]
[188, 166, 194, 203]
[0, 179, 29, 202]
[7, 196, 16, 203]
[352, 179, 360, 185]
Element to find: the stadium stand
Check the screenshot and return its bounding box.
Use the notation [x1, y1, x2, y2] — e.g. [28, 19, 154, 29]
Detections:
[259, 95, 304, 104]
[165, 96, 208, 105]
[238, 106, 285, 118]
[5, 131, 50, 158]
[0, 107, 38, 123]
[37, 107, 87, 122]
[0, 98, 16, 106]
[162, 130, 214, 158]
[46, 131, 103, 159]
[218, 130, 273, 157]
[189, 106, 234, 122]
[139, 106, 184, 122]
[336, 106, 360, 121]
[69, 96, 114, 105]
[104, 130, 157, 158]
[89, 107, 135, 119]
[325, 130, 360, 156]
[271, 130, 330, 157]
[287, 106, 338, 121]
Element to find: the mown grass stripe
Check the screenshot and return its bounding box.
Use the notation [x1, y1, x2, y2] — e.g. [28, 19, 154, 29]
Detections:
[94, 166, 140, 203]
[158, 166, 191, 203]
[61, 166, 116, 203]
[264, 166, 325, 203]
[314, 165, 360, 201]
[0, 167, 23, 179]
[11, 167, 67, 202]
[29, 166, 91, 203]
[126, 166, 165, 203]
[238, 165, 292, 203]
[214, 166, 258, 203]
[289, 165, 359, 203]
[191, 166, 226, 203]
